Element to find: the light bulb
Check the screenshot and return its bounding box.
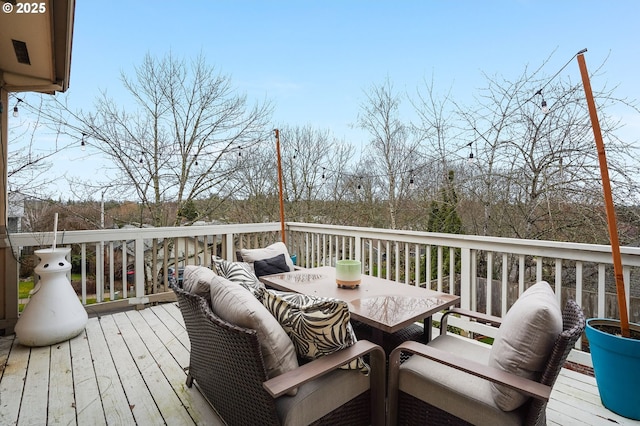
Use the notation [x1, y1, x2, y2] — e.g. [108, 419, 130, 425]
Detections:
[81, 140, 86, 151]
[409, 177, 415, 191]
[13, 106, 18, 117]
[541, 100, 549, 114]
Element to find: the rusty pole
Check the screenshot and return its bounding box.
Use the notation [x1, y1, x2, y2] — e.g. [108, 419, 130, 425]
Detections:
[275, 129, 286, 244]
[577, 51, 630, 337]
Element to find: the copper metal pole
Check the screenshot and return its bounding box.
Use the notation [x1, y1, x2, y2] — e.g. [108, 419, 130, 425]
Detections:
[577, 52, 630, 337]
[275, 129, 286, 244]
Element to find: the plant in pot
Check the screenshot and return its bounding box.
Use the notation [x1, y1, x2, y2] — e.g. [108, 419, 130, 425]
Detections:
[578, 50, 640, 420]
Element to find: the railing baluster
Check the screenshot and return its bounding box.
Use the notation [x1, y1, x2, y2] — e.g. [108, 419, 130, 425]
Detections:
[95, 242, 103, 302]
[518, 254, 525, 294]
[555, 258, 563, 306]
[81, 243, 87, 305]
[501, 253, 508, 316]
[449, 247, 455, 295]
[109, 242, 115, 301]
[598, 264, 606, 317]
[437, 246, 443, 292]
[413, 243, 419, 286]
[576, 261, 583, 310]
[536, 256, 543, 282]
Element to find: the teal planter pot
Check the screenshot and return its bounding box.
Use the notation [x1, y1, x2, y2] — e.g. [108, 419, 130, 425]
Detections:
[586, 318, 640, 420]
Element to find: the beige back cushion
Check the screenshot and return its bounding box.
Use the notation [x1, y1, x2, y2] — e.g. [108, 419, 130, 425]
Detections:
[488, 281, 562, 411]
[209, 275, 299, 382]
[182, 265, 216, 301]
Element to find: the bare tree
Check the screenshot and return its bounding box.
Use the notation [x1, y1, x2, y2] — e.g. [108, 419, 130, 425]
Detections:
[226, 125, 355, 224]
[451, 54, 639, 243]
[280, 125, 354, 222]
[357, 77, 423, 229]
[45, 52, 273, 226]
[7, 95, 76, 203]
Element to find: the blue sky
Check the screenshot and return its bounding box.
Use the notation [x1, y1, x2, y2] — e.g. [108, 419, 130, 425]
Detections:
[12, 0, 640, 197]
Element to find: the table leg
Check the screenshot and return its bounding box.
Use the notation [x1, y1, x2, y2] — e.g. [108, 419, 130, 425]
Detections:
[423, 316, 433, 342]
[371, 328, 384, 346]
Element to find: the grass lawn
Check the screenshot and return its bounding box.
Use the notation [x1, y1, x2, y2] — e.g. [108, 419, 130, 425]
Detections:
[19, 274, 96, 312]
[19, 278, 34, 299]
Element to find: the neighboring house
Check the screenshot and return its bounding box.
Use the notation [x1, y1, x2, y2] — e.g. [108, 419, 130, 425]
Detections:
[113, 223, 219, 284]
[7, 192, 25, 233]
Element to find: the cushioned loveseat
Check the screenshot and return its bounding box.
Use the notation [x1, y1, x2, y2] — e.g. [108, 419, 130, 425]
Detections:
[173, 263, 385, 426]
[387, 281, 586, 426]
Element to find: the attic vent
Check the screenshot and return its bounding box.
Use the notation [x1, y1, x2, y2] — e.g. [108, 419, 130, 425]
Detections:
[12, 39, 31, 65]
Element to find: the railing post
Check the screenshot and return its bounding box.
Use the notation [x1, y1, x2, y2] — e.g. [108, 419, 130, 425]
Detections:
[132, 237, 149, 305]
[224, 233, 234, 260]
[460, 247, 472, 310]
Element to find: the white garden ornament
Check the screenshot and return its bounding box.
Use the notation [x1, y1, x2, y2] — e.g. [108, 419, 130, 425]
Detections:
[15, 214, 88, 346]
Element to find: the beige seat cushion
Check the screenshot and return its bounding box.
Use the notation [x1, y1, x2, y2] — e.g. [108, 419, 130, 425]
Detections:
[488, 281, 562, 410]
[275, 369, 369, 426]
[209, 275, 299, 382]
[399, 335, 525, 426]
[240, 242, 295, 272]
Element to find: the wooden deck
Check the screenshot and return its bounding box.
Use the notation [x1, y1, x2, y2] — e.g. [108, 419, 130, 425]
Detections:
[1, 303, 639, 426]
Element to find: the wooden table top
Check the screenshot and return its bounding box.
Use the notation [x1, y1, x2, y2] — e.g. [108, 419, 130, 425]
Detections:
[259, 266, 460, 334]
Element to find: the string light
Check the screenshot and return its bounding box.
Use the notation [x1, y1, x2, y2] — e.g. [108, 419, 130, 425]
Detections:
[535, 89, 549, 114]
[194, 155, 198, 166]
[409, 170, 415, 190]
[467, 142, 475, 162]
[81, 133, 86, 151]
[12, 98, 23, 117]
[529, 49, 587, 115]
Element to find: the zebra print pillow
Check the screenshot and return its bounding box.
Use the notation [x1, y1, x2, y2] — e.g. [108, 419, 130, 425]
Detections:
[259, 289, 368, 372]
[212, 257, 264, 296]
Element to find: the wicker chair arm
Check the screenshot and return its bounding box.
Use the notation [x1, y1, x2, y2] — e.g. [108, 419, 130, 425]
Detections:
[390, 340, 551, 402]
[263, 340, 386, 398]
[440, 307, 503, 334]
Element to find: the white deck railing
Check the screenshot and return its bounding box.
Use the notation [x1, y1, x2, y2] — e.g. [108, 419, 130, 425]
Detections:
[11, 221, 640, 366]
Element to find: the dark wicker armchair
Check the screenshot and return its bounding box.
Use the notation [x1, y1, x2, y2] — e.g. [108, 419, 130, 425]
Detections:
[173, 284, 386, 426]
[388, 298, 586, 426]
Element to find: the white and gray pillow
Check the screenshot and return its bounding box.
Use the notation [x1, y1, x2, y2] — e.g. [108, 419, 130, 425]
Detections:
[240, 242, 295, 272]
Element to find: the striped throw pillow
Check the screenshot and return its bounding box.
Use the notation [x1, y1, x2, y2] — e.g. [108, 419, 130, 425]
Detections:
[212, 257, 264, 296]
[259, 289, 368, 372]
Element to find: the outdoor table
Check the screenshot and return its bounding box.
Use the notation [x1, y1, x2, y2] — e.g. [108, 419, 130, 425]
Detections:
[259, 266, 460, 344]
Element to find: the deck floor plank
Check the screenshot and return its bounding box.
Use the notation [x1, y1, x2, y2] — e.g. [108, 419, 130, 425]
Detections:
[100, 312, 165, 424]
[69, 330, 106, 426]
[0, 337, 28, 425]
[2, 303, 639, 426]
[0, 333, 14, 372]
[84, 316, 137, 425]
[48, 340, 77, 426]
[18, 345, 50, 425]
[152, 302, 191, 350]
[131, 308, 217, 424]
[115, 310, 195, 425]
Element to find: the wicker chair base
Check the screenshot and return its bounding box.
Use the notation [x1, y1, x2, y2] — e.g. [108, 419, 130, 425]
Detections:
[397, 391, 473, 426]
[311, 390, 371, 426]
